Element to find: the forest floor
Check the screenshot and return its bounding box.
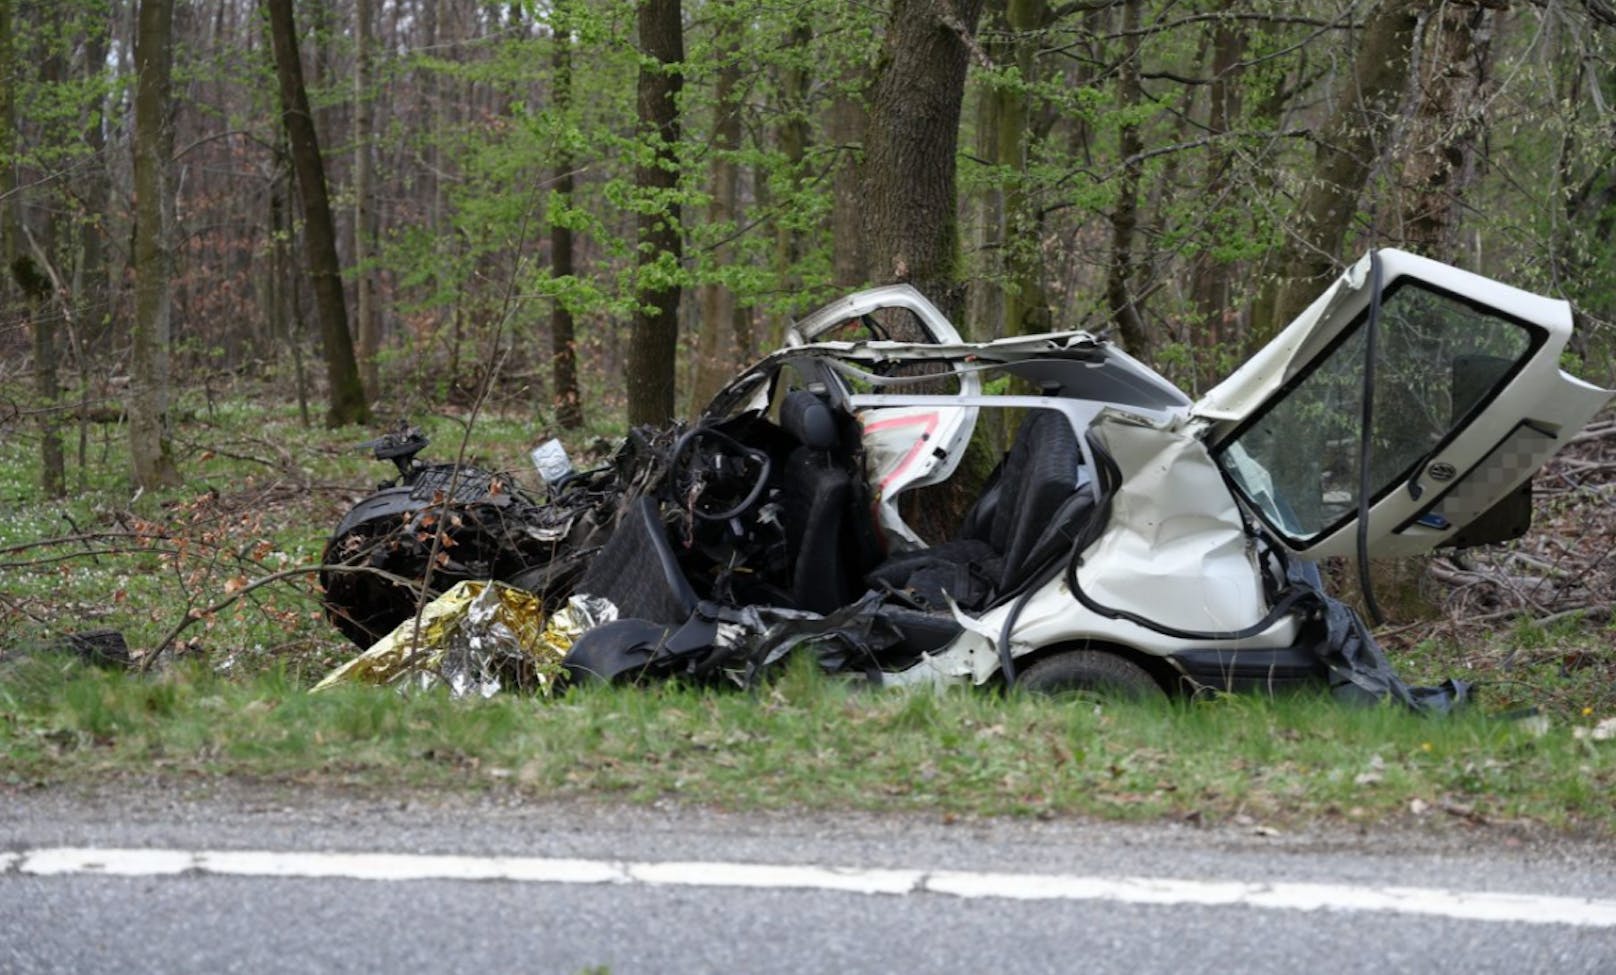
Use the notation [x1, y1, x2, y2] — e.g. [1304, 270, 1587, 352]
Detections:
[1, 388, 1613, 837]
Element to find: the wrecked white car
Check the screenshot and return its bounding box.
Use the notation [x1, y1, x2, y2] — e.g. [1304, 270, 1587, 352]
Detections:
[320, 250, 1612, 707]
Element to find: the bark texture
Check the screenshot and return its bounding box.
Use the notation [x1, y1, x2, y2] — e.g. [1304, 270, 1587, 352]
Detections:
[1259, 0, 1429, 338]
[129, 0, 181, 489]
[1400, 0, 1496, 257]
[1104, 0, 1149, 355]
[550, 0, 582, 429]
[626, 0, 684, 425]
[264, 0, 370, 427]
[691, 6, 746, 412]
[353, 0, 378, 398]
[862, 0, 985, 324]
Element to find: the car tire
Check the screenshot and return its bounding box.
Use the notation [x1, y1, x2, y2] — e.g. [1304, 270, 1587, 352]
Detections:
[1017, 650, 1166, 701]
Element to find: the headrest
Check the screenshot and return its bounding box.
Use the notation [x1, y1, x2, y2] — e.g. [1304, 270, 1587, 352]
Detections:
[780, 389, 838, 450]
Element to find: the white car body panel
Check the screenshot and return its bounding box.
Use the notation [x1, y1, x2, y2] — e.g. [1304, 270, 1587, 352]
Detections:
[1196, 249, 1614, 559]
[1073, 410, 1269, 633]
[733, 256, 1608, 687]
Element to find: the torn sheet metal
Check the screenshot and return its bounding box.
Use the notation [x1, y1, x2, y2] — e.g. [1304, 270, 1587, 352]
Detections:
[314, 581, 566, 697]
[1076, 409, 1268, 634]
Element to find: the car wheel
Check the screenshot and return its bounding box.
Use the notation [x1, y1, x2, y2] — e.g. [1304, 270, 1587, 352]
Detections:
[1017, 650, 1166, 701]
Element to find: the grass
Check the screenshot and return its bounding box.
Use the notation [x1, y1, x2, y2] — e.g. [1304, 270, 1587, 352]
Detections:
[3, 389, 1614, 837]
[3, 654, 1613, 835]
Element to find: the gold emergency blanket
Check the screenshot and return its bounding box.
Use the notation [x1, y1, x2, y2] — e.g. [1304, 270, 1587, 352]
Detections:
[314, 580, 569, 697]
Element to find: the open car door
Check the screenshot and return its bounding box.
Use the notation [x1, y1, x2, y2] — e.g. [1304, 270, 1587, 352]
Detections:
[1196, 249, 1613, 559]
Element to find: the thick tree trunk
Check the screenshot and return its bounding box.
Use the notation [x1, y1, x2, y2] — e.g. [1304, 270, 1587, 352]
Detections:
[549, 0, 582, 429]
[263, 0, 370, 427]
[129, 0, 181, 489]
[1257, 0, 1428, 339]
[862, 0, 984, 325]
[863, 0, 988, 533]
[626, 0, 684, 426]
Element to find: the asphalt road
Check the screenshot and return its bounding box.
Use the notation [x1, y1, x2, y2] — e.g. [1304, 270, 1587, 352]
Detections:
[4, 783, 1614, 974]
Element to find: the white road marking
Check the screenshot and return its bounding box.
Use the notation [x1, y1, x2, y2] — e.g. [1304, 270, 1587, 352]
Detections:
[9, 847, 1616, 928]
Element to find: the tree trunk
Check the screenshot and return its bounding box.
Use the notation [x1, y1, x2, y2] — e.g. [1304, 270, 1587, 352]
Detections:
[626, 0, 684, 426]
[1256, 0, 1428, 339]
[1189, 3, 1244, 388]
[354, 0, 379, 398]
[129, 0, 181, 489]
[1399, 1, 1495, 258]
[27, 235, 63, 497]
[0, 0, 13, 279]
[691, 5, 744, 411]
[78, 13, 111, 352]
[998, 0, 1050, 336]
[828, 88, 868, 291]
[263, 0, 370, 427]
[862, 0, 984, 324]
[549, 0, 582, 429]
[770, 14, 811, 337]
[1104, 0, 1149, 356]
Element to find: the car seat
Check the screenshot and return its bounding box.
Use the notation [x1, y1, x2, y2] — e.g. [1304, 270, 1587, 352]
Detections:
[778, 389, 871, 613]
[866, 408, 1091, 611]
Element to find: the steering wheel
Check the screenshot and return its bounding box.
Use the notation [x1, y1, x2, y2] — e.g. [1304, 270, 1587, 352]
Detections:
[669, 426, 773, 522]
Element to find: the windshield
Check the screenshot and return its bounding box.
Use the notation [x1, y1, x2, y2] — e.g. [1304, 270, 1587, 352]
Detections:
[1216, 281, 1540, 544]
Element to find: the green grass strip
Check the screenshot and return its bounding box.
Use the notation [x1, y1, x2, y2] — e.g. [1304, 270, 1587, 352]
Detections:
[3, 655, 1612, 836]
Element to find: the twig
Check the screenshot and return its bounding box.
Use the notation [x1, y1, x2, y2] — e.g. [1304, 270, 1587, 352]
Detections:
[140, 563, 433, 671]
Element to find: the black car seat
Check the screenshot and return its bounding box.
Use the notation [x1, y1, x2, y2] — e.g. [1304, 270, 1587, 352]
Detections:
[778, 389, 867, 613]
[575, 494, 698, 624]
[866, 408, 1090, 611]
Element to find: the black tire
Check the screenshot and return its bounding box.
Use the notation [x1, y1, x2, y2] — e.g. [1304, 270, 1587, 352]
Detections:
[1016, 650, 1166, 701]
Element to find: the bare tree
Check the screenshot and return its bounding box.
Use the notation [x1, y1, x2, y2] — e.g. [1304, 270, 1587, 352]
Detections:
[550, 0, 583, 429]
[264, 0, 370, 427]
[626, 0, 684, 425]
[129, 0, 181, 489]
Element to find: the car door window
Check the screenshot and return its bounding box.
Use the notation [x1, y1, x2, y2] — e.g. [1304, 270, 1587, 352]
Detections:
[1217, 283, 1537, 544]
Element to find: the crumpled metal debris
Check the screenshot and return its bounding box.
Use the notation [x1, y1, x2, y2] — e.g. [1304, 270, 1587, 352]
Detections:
[313, 580, 571, 697]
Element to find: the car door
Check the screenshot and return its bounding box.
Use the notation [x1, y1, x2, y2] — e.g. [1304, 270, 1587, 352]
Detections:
[1195, 249, 1613, 559]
